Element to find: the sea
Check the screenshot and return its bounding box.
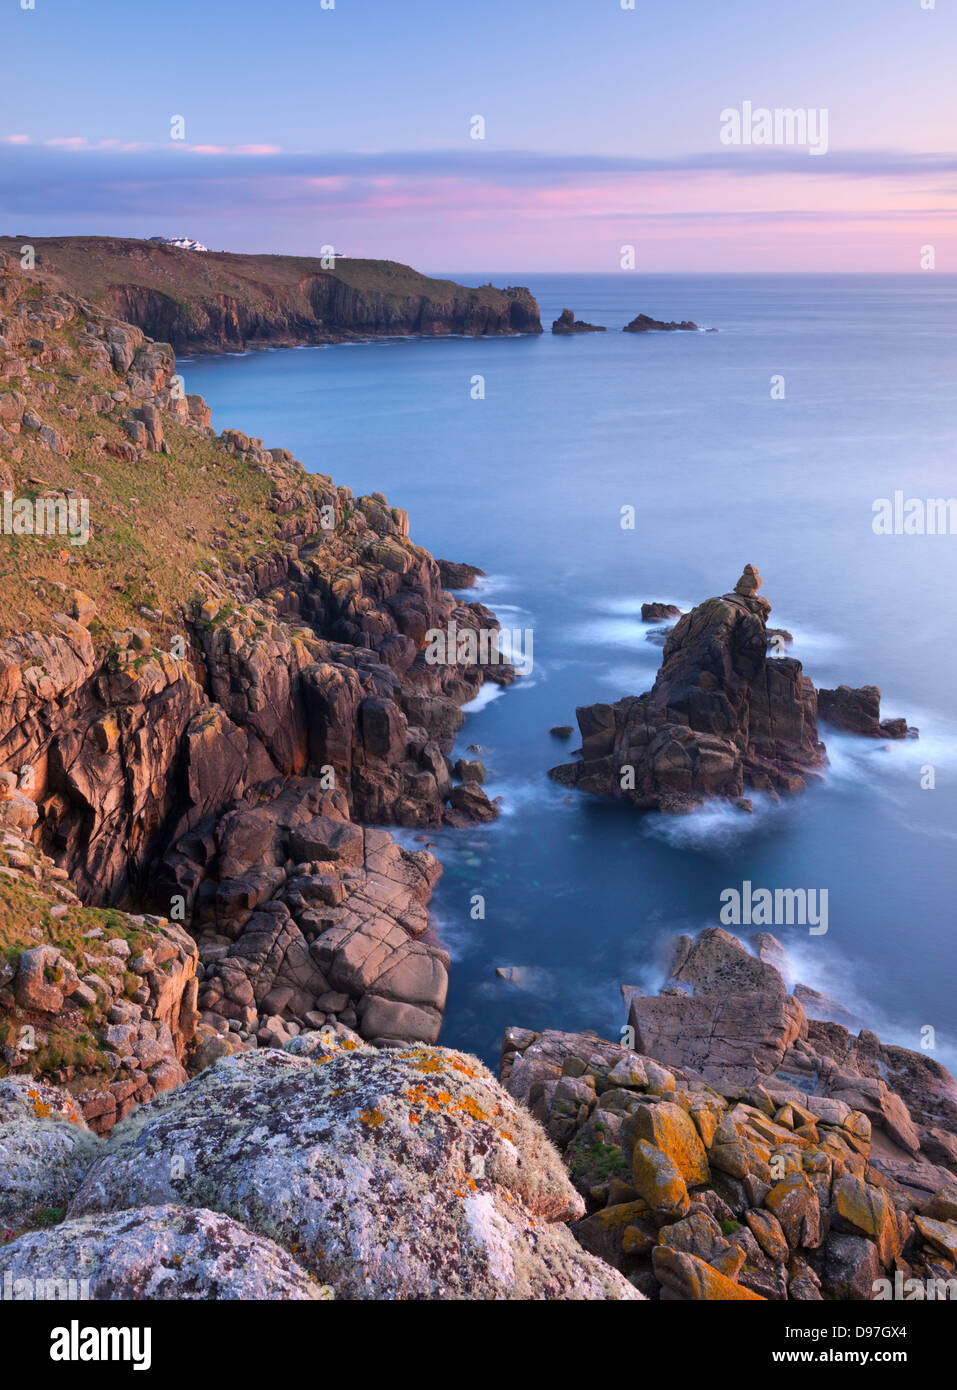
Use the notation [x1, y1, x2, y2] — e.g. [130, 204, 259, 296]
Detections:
[179, 273, 957, 1072]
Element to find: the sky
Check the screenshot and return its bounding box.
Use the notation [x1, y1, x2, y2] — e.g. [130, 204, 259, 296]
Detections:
[1, 0, 955, 272]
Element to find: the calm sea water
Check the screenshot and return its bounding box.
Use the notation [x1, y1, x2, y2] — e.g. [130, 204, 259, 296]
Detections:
[180, 274, 957, 1071]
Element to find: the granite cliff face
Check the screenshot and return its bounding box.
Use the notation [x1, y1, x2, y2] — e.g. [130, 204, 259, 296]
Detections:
[0, 246, 517, 1118]
[0, 237, 542, 353]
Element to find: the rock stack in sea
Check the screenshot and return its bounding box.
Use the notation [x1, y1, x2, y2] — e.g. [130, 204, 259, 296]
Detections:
[549, 566, 915, 813]
[552, 308, 606, 334]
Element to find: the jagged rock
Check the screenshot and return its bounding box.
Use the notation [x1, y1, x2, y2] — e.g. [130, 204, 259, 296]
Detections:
[437, 560, 486, 590]
[623, 313, 701, 333]
[552, 309, 606, 334]
[0, 1205, 324, 1300]
[69, 1044, 640, 1300]
[818, 685, 916, 739]
[446, 782, 498, 823]
[641, 602, 682, 622]
[549, 568, 825, 811]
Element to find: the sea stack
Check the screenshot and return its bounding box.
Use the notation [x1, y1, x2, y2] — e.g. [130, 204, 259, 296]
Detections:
[549, 567, 915, 813]
[552, 308, 606, 334]
[623, 312, 701, 333]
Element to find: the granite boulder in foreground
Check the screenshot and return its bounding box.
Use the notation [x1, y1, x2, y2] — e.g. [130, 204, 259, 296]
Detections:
[0, 1206, 323, 1300]
[1, 1036, 639, 1299]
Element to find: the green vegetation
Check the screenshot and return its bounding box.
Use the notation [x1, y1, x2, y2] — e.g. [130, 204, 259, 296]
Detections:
[0, 236, 514, 321]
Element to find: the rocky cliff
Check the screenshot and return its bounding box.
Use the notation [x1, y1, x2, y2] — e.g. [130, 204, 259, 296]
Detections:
[0, 238, 542, 353]
[0, 245, 519, 1120]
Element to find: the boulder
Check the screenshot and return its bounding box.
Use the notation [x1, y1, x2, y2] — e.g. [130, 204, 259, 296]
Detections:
[69, 1044, 640, 1300]
[641, 602, 682, 622]
[627, 1101, 710, 1187]
[437, 560, 486, 590]
[652, 1246, 764, 1299]
[0, 1205, 323, 1300]
[0, 1078, 102, 1231]
[817, 685, 915, 739]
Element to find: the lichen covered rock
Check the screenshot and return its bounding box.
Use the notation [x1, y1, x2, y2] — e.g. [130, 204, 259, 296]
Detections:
[70, 1040, 640, 1300]
[0, 1204, 324, 1299]
[0, 1077, 102, 1232]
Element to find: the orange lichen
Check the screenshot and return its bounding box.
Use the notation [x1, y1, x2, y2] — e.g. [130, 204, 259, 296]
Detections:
[28, 1089, 52, 1120]
[358, 1107, 385, 1128]
[451, 1096, 488, 1122]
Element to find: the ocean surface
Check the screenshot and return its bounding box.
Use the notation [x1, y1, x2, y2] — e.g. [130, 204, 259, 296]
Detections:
[179, 274, 957, 1072]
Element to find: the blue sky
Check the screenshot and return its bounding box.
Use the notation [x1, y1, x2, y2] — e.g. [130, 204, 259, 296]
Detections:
[2, 0, 955, 270]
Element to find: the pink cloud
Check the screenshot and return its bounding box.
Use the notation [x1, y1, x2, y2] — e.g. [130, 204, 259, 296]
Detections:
[236, 144, 281, 156]
[45, 136, 86, 147]
[2, 134, 30, 145]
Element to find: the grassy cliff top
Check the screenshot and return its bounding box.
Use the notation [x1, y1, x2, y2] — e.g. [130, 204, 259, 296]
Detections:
[0, 237, 515, 310]
[0, 252, 423, 643]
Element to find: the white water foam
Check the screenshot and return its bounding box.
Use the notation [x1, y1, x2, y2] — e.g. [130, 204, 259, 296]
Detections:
[641, 792, 788, 851]
[461, 683, 504, 714]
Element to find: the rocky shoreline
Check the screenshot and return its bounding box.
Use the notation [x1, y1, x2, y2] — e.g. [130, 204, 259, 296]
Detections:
[501, 927, 957, 1300]
[2, 928, 955, 1300]
[0, 246, 517, 1132]
[1, 250, 954, 1302]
